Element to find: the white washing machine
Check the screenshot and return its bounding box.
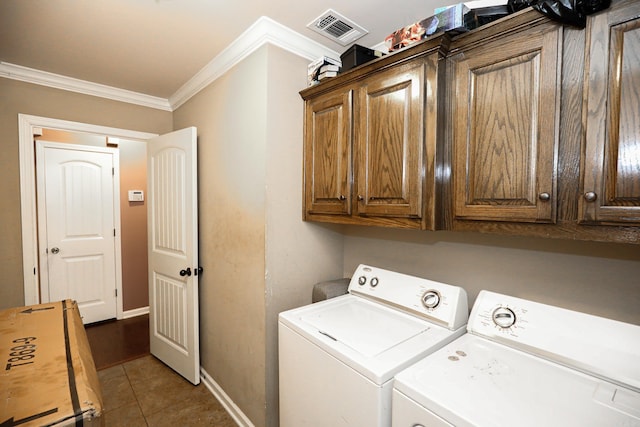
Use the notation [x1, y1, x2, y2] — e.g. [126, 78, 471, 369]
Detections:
[392, 290, 640, 426]
[278, 264, 469, 427]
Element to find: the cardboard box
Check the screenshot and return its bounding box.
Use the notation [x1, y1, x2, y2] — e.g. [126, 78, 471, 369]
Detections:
[385, 4, 469, 52]
[1, 300, 103, 426]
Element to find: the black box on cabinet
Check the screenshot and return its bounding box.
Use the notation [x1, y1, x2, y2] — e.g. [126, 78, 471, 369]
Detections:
[340, 44, 381, 72]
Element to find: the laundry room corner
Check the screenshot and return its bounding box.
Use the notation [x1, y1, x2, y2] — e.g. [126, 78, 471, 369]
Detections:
[173, 43, 345, 427]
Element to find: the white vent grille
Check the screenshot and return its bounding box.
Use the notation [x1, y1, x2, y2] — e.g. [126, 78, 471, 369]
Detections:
[307, 9, 368, 46]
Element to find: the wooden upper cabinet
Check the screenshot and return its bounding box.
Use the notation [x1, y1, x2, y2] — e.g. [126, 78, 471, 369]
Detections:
[354, 60, 425, 219]
[579, 0, 640, 225]
[450, 22, 562, 223]
[303, 88, 352, 217]
[301, 43, 444, 230]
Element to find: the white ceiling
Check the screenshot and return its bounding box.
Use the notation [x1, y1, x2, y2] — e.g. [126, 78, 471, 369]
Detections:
[0, 0, 455, 99]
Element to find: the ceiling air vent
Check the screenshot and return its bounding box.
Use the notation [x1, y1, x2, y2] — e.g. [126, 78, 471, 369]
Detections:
[307, 9, 368, 46]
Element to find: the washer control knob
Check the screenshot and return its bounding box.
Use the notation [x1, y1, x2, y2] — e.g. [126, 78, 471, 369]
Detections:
[358, 276, 366, 286]
[421, 290, 441, 309]
[370, 277, 379, 287]
[492, 307, 516, 328]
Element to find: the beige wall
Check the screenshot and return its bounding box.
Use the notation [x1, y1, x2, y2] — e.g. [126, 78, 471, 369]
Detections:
[174, 47, 269, 427]
[117, 139, 149, 310]
[263, 45, 344, 427]
[0, 77, 172, 309]
[343, 228, 640, 325]
[173, 44, 343, 427]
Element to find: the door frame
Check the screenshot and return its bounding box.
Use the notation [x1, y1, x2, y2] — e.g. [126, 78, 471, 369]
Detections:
[18, 114, 157, 317]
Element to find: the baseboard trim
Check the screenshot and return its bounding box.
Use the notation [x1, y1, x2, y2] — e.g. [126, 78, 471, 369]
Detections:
[122, 306, 149, 319]
[200, 367, 255, 427]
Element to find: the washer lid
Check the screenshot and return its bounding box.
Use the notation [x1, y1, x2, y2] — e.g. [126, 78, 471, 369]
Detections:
[279, 295, 464, 384]
[393, 334, 640, 426]
[301, 296, 428, 357]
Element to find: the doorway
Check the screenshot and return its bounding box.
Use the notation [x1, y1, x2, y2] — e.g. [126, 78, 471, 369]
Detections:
[20, 116, 201, 385]
[19, 114, 157, 318]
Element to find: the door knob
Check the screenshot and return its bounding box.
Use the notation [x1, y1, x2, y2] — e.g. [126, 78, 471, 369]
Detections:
[180, 267, 192, 277]
[584, 191, 597, 202]
[50, 247, 60, 254]
[538, 192, 551, 202]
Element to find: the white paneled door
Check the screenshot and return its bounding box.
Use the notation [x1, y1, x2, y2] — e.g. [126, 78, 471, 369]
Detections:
[36, 142, 119, 324]
[147, 127, 200, 385]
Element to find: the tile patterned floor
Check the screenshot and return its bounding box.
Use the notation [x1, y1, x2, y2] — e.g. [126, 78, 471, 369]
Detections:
[98, 355, 237, 426]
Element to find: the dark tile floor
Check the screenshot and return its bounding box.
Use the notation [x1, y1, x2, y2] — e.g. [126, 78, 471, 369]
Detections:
[87, 316, 237, 426]
[99, 355, 237, 426]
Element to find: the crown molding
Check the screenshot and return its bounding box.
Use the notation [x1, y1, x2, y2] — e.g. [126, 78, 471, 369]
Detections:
[1, 17, 338, 112]
[168, 16, 340, 110]
[0, 62, 172, 111]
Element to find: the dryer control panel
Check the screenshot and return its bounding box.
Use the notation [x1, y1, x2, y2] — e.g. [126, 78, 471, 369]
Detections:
[348, 264, 468, 330]
[469, 290, 640, 392]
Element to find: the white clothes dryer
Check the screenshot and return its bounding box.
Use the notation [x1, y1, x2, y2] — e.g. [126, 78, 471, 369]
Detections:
[392, 290, 640, 427]
[278, 264, 469, 427]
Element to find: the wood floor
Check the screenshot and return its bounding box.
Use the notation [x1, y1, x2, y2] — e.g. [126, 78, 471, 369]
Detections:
[85, 314, 150, 370]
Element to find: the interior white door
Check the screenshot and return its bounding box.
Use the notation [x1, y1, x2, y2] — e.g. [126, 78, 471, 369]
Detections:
[147, 127, 200, 385]
[36, 141, 119, 324]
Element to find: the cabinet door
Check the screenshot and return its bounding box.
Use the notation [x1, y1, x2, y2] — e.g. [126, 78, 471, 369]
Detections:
[580, 0, 640, 225]
[303, 89, 352, 217]
[355, 60, 425, 218]
[452, 24, 561, 223]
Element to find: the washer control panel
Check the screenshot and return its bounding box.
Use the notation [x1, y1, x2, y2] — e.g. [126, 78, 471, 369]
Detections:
[421, 290, 441, 309]
[357, 274, 380, 288]
[348, 264, 468, 330]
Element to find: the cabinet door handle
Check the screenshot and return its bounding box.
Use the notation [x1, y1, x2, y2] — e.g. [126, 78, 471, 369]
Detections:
[357, 195, 364, 201]
[338, 195, 346, 201]
[584, 191, 598, 202]
[538, 192, 551, 202]
[180, 267, 192, 277]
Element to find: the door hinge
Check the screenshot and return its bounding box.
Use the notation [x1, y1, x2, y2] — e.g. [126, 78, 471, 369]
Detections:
[114, 229, 116, 237]
[112, 167, 115, 176]
[115, 289, 118, 297]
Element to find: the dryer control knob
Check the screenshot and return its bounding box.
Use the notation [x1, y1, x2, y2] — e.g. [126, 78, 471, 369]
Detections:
[358, 276, 367, 286]
[492, 307, 516, 328]
[370, 277, 379, 287]
[421, 290, 440, 309]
